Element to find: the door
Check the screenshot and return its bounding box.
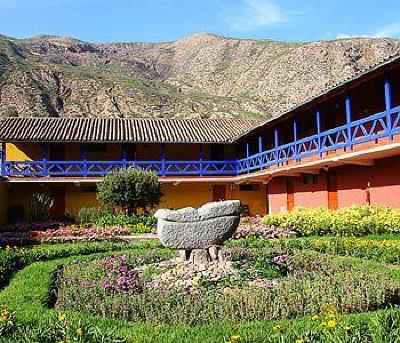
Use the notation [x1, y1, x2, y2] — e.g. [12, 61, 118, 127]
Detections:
[286, 178, 294, 211]
[212, 185, 226, 201]
[50, 187, 66, 219]
[327, 172, 338, 210]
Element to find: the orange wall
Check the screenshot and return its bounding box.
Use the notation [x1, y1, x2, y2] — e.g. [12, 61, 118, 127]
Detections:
[268, 177, 288, 214]
[294, 174, 328, 208]
[337, 156, 400, 208]
[227, 185, 267, 215]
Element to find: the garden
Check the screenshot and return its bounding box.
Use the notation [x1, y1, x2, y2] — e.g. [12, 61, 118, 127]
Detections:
[0, 169, 399, 342]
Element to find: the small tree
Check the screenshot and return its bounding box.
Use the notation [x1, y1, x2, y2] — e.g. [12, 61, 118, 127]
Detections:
[97, 168, 161, 215]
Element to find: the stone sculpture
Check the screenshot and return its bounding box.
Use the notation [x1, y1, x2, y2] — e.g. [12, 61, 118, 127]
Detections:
[155, 200, 241, 263]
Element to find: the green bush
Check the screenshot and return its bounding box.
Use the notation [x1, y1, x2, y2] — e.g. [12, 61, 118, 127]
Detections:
[97, 167, 161, 215]
[77, 207, 156, 229]
[30, 193, 54, 222]
[262, 206, 400, 237]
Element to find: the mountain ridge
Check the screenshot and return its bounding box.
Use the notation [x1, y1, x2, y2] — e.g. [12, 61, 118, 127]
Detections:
[0, 33, 399, 120]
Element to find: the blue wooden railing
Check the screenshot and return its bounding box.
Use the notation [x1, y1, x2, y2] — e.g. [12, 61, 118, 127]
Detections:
[1, 106, 400, 178]
[1, 159, 238, 177]
[237, 106, 400, 174]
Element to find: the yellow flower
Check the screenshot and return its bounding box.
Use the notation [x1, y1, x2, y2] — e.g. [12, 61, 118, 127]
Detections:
[231, 335, 240, 343]
[295, 339, 304, 343]
[312, 315, 319, 321]
[2, 309, 9, 317]
[76, 327, 83, 336]
[273, 324, 282, 331]
[58, 313, 66, 321]
[327, 320, 337, 328]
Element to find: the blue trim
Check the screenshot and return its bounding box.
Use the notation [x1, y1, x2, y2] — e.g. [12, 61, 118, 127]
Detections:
[345, 94, 353, 150]
[385, 73, 393, 140]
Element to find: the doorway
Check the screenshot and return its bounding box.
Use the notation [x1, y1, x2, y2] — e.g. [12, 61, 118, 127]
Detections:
[212, 185, 226, 201]
[286, 178, 294, 211]
[327, 172, 338, 210]
[50, 187, 66, 219]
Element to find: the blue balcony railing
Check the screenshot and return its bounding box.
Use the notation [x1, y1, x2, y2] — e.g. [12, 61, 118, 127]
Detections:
[237, 106, 400, 174]
[1, 159, 238, 177]
[1, 106, 400, 178]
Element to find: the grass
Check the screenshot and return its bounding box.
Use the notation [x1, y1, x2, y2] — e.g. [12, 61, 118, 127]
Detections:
[0, 236, 399, 342]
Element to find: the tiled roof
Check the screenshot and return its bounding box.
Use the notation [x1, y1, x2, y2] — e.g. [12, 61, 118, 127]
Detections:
[0, 117, 261, 144]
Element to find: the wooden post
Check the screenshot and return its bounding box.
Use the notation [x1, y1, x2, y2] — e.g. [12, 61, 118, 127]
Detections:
[293, 120, 298, 161]
[81, 144, 88, 176]
[245, 143, 250, 173]
[315, 107, 322, 156]
[345, 94, 353, 150]
[258, 136, 263, 153]
[384, 73, 393, 140]
[161, 144, 166, 176]
[0, 142, 5, 176]
[122, 144, 127, 169]
[41, 143, 48, 176]
[274, 128, 279, 165]
[199, 144, 203, 176]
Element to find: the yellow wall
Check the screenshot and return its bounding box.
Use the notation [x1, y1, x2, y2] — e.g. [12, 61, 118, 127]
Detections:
[227, 184, 267, 215]
[6, 143, 41, 161]
[65, 184, 99, 215]
[0, 183, 8, 224]
[2, 181, 268, 223]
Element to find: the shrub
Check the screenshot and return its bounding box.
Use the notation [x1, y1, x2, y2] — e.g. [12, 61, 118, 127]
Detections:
[261, 205, 400, 237]
[77, 207, 156, 229]
[30, 193, 54, 222]
[97, 168, 161, 215]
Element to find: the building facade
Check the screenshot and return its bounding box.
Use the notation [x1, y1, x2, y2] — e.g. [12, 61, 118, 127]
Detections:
[1, 55, 400, 223]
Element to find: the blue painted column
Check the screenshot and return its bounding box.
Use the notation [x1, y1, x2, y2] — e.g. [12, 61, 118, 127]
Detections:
[160, 144, 166, 176]
[245, 143, 250, 173]
[258, 136, 263, 153]
[199, 144, 203, 176]
[0, 142, 5, 176]
[122, 144, 127, 169]
[315, 107, 322, 156]
[384, 73, 393, 140]
[293, 120, 298, 161]
[41, 143, 48, 176]
[81, 144, 88, 176]
[274, 128, 279, 165]
[345, 94, 353, 150]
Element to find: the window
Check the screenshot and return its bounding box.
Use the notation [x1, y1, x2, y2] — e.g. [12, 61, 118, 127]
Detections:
[302, 174, 318, 185]
[239, 184, 260, 192]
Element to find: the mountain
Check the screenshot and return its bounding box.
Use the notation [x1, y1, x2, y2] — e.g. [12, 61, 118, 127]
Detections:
[0, 33, 400, 120]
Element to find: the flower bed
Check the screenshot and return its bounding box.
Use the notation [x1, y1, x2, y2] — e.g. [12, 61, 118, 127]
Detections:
[234, 225, 297, 240]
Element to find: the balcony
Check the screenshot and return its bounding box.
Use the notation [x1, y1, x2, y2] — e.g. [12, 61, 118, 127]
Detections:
[1, 106, 400, 179]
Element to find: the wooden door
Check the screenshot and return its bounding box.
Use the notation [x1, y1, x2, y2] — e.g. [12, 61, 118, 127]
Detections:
[212, 185, 226, 201]
[50, 187, 66, 219]
[286, 179, 295, 211]
[327, 172, 338, 210]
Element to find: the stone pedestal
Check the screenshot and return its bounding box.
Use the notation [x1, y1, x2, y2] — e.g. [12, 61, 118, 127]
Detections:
[178, 246, 224, 264]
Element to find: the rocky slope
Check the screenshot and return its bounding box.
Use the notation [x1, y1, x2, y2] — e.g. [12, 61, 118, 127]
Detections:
[0, 33, 400, 119]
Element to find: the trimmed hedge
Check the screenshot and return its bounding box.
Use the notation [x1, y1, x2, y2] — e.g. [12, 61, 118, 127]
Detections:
[0, 240, 161, 289]
[262, 206, 400, 237]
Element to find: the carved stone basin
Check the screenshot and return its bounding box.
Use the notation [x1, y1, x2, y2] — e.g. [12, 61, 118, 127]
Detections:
[155, 200, 241, 250]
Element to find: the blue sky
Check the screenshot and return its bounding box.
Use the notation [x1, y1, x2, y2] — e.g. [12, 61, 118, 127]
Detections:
[0, 0, 400, 43]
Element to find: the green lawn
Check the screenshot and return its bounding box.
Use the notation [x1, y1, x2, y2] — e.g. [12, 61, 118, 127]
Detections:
[0, 236, 399, 342]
